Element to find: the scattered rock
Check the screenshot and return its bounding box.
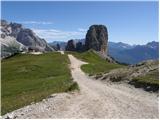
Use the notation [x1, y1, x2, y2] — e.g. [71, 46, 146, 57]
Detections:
[5, 113, 16, 119]
[95, 73, 103, 79]
[129, 80, 159, 92]
[31, 102, 35, 105]
[47, 95, 57, 98]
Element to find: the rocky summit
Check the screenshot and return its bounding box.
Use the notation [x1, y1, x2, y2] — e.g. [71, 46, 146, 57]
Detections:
[85, 25, 108, 54]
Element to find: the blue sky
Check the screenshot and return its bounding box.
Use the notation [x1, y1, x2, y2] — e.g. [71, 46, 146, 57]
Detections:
[1, 1, 158, 44]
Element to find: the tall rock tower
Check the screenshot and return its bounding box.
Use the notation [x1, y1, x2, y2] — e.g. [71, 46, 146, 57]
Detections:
[85, 25, 108, 54]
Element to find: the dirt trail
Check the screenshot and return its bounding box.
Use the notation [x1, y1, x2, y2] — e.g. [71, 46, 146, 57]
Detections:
[3, 54, 158, 119]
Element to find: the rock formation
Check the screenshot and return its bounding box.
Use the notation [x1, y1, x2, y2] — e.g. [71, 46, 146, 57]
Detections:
[85, 25, 108, 54]
[17, 29, 53, 52]
[65, 40, 76, 51]
[76, 41, 84, 52]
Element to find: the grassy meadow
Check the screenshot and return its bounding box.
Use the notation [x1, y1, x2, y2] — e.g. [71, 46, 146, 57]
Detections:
[67, 50, 124, 75]
[1, 52, 78, 115]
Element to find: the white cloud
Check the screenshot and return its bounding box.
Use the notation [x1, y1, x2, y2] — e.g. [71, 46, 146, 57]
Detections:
[78, 28, 87, 32]
[32, 28, 86, 42]
[19, 21, 54, 25]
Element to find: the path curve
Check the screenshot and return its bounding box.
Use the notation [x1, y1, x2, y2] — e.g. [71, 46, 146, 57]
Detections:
[3, 54, 158, 119]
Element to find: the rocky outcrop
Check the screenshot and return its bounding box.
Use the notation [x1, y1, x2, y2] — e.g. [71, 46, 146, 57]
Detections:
[94, 60, 159, 92]
[93, 50, 117, 63]
[85, 25, 108, 54]
[65, 40, 76, 51]
[76, 41, 84, 52]
[99, 60, 158, 81]
[1, 20, 54, 58]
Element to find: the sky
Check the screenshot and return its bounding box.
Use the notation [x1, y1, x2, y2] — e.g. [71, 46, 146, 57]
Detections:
[1, 1, 158, 45]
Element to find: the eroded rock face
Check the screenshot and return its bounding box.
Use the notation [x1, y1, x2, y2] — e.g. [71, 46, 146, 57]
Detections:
[85, 25, 108, 54]
[17, 29, 53, 52]
[65, 40, 76, 51]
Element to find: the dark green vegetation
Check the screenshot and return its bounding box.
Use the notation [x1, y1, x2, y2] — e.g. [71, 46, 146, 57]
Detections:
[130, 69, 159, 92]
[67, 50, 124, 75]
[1, 52, 78, 115]
[134, 69, 159, 85]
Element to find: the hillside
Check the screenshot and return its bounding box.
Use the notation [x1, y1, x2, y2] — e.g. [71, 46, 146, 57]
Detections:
[3, 53, 158, 119]
[94, 59, 159, 92]
[130, 69, 159, 91]
[1, 52, 78, 115]
[67, 50, 124, 75]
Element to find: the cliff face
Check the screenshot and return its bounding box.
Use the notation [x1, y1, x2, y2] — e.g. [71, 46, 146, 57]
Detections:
[85, 25, 108, 54]
[17, 29, 53, 52]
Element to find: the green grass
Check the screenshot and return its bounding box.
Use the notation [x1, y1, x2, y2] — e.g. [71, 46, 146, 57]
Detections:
[1, 52, 78, 115]
[133, 69, 159, 85]
[67, 50, 124, 75]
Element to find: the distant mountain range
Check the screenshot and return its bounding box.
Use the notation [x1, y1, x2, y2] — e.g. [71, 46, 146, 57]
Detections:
[49, 41, 67, 51]
[108, 41, 159, 64]
[49, 40, 159, 64]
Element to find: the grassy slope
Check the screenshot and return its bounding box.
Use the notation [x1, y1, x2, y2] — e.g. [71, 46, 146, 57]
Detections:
[67, 50, 124, 75]
[1, 52, 78, 115]
[133, 69, 159, 85]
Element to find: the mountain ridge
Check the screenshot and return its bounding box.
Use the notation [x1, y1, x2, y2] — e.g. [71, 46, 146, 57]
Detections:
[0, 20, 55, 58]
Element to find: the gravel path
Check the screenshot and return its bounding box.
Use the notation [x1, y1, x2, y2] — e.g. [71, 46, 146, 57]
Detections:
[3, 54, 159, 119]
